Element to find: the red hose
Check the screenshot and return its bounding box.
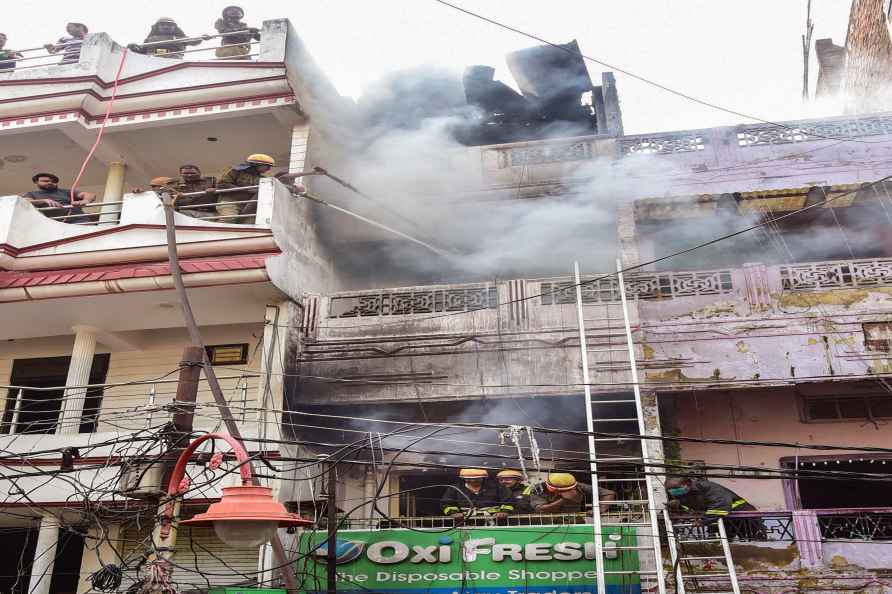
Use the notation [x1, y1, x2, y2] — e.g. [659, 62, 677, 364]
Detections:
[68, 47, 128, 209]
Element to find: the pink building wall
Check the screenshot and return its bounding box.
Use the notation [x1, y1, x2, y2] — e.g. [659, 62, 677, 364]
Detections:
[669, 387, 892, 510]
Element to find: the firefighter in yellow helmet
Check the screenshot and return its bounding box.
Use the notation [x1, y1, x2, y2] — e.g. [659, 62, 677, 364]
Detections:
[531, 472, 616, 515]
[496, 469, 533, 514]
[440, 468, 513, 522]
[215, 154, 276, 223]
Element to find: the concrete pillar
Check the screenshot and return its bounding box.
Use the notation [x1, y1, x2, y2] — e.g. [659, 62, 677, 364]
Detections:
[28, 514, 60, 594]
[616, 204, 640, 269]
[288, 123, 310, 175]
[57, 326, 97, 434]
[640, 389, 667, 508]
[77, 524, 120, 594]
[98, 161, 126, 225]
[257, 303, 298, 444]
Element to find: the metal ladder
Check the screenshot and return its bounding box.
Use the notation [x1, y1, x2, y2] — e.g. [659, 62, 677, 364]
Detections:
[663, 509, 741, 594]
[573, 261, 666, 594]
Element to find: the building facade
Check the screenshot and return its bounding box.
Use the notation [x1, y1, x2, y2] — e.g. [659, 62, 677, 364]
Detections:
[1, 13, 892, 594]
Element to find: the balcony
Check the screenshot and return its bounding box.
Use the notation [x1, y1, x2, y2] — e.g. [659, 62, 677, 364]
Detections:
[295, 254, 892, 404]
[470, 111, 892, 199]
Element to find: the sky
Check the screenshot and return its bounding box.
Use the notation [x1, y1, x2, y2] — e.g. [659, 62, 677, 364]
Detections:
[8, 0, 853, 134]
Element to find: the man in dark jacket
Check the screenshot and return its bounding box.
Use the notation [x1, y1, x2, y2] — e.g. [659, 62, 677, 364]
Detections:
[130, 18, 201, 58]
[496, 469, 533, 514]
[440, 468, 513, 522]
[666, 477, 755, 517]
[666, 476, 762, 539]
[214, 6, 260, 59]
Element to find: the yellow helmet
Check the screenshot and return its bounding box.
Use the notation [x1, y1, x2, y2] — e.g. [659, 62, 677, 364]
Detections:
[496, 469, 524, 479]
[546, 472, 578, 492]
[246, 153, 275, 166]
[459, 468, 488, 479]
[150, 176, 173, 186]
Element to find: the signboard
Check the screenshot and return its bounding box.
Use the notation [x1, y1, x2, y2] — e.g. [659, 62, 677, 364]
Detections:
[297, 525, 641, 594]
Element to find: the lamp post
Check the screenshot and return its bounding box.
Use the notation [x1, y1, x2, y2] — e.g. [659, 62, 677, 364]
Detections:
[153, 433, 311, 585]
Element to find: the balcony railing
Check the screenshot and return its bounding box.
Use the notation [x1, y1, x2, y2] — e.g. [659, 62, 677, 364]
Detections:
[1, 373, 260, 436]
[0, 30, 262, 74]
[816, 508, 892, 541]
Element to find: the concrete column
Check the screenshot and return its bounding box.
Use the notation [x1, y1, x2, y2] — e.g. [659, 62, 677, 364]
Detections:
[257, 303, 298, 444]
[77, 524, 120, 594]
[288, 123, 310, 175]
[616, 204, 640, 269]
[640, 389, 667, 508]
[57, 326, 97, 434]
[27, 514, 60, 594]
[98, 161, 126, 225]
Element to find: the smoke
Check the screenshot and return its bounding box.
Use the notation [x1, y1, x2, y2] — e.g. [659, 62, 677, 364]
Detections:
[301, 63, 691, 285]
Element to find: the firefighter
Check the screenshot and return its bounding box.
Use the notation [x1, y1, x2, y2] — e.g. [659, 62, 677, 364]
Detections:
[216, 153, 277, 222]
[130, 18, 202, 59]
[440, 468, 513, 522]
[531, 472, 616, 515]
[665, 476, 755, 517]
[214, 6, 260, 59]
[496, 469, 533, 514]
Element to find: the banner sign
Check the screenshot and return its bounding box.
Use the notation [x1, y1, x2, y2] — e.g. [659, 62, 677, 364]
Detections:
[297, 524, 641, 594]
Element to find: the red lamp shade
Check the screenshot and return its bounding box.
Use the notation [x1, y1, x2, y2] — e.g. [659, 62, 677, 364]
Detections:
[180, 485, 312, 547]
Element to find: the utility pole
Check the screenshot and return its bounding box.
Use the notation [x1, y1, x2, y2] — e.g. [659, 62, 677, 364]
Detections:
[323, 455, 337, 594]
[147, 345, 203, 594]
[146, 191, 299, 593]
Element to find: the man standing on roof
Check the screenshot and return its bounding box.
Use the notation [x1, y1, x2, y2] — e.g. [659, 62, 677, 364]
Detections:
[45, 23, 88, 65]
[214, 6, 261, 59]
[0, 34, 23, 71]
[22, 173, 96, 224]
[440, 468, 513, 523]
[130, 18, 202, 59]
[531, 472, 617, 515]
[496, 469, 533, 514]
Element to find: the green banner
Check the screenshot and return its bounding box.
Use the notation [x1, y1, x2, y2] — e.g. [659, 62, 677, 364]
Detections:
[296, 524, 642, 594]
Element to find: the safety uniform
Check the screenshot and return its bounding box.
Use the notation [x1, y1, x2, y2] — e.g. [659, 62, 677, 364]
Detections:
[216, 163, 264, 222]
[174, 176, 218, 219]
[440, 481, 513, 516]
[530, 482, 610, 514]
[503, 482, 534, 514]
[669, 479, 754, 518]
[214, 18, 260, 59]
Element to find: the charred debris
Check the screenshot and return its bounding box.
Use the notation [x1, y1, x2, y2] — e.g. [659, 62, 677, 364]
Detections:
[358, 40, 622, 147]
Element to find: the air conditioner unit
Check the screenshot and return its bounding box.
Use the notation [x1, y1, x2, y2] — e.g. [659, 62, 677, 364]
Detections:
[118, 461, 165, 499]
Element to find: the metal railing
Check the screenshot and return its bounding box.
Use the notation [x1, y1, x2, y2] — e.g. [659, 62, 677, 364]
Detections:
[664, 511, 795, 543]
[332, 512, 607, 530]
[0, 29, 262, 74]
[28, 184, 263, 226]
[1, 373, 260, 436]
[816, 508, 892, 541]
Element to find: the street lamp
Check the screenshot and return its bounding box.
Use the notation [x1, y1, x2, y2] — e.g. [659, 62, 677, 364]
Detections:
[164, 433, 311, 548]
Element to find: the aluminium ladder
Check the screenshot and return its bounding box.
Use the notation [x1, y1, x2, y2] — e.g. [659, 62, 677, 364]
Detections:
[573, 261, 666, 594]
[663, 509, 741, 594]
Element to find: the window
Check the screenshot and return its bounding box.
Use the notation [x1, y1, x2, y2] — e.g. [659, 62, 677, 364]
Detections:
[206, 343, 249, 366]
[1, 355, 110, 434]
[801, 394, 892, 422]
